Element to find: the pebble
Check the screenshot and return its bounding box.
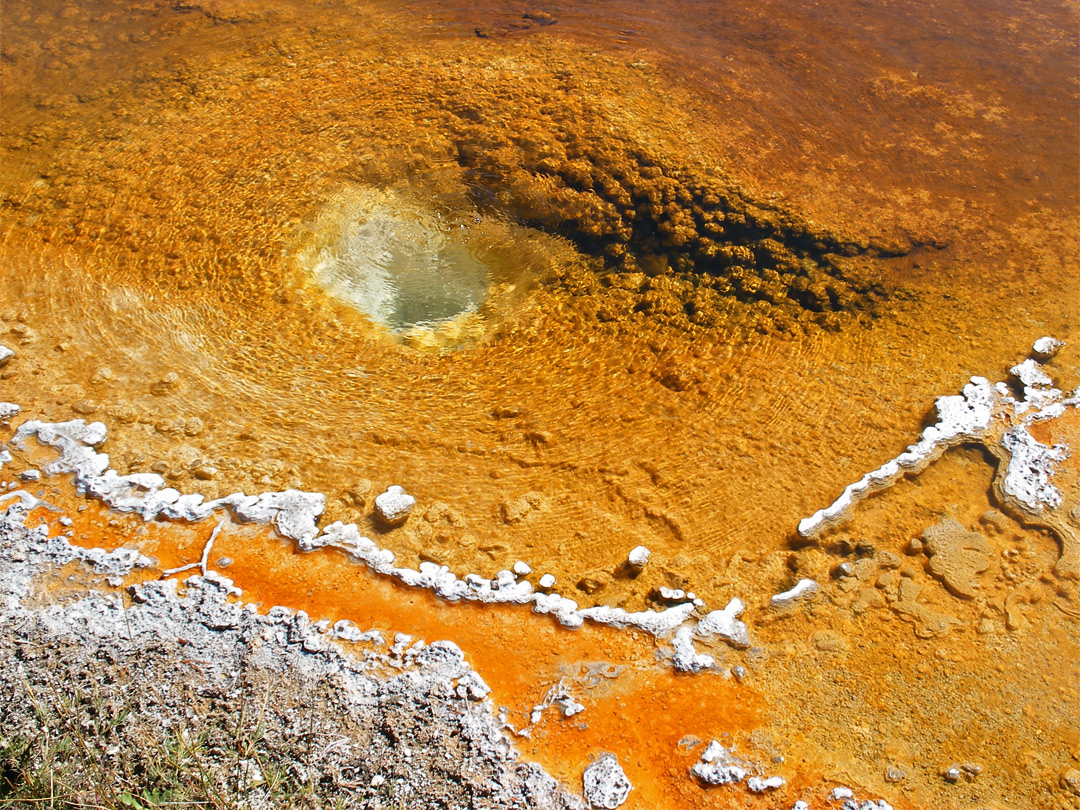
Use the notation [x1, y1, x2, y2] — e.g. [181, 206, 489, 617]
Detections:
[0, 403, 20, 421]
[374, 485, 416, 526]
[513, 561, 532, 576]
[72, 399, 99, 415]
[539, 573, 556, 589]
[830, 787, 854, 800]
[770, 578, 819, 607]
[627, 545, 651, 568]
[1061, 768, 1080, 796]
[0, 345, 13, 366]
[19, 470, 41, 482]
[1032, 336, 1064, 359]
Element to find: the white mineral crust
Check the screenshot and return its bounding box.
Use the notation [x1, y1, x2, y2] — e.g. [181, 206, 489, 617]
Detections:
[374, 485, 415, 525]
[770, 578, 819, 607]
[582, 753, 632, 809]
[799, 377, 998, 538]
[691, 741, 749, 785]
[7, 415, 727, 658]
[747, 775, 786, 792]
[694, 598, 751, 649]
[1000, 425, 1068, 511]
[671, 626, 715, 673]
[0, 403, 19, 421]
[799, 352, 1078, 547]
[1032, 336, 1064, 358]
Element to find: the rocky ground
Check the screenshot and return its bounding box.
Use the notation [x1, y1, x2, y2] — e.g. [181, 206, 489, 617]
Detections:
[0, 497, 584, 810]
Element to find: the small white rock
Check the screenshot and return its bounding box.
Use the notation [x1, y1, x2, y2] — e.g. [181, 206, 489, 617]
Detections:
[583, 753, 632, 809]
[771, 578, 820, 607]
[0, 402, 20, 421]
[513, 560, 532, 576]
[1010, 358, 1053, 389]
[374, 485, 415, 525]
[0, 345, 13, 366]
[59, 516, 73, 527]
[747, 775, 786, 793]
[19, 469, 41, 482]
[792, 802, 810, 810]
[539, 573, 556, 589]
[691, 741, 749, 785]
[1032, 336, 1065, 359]
[830, 787, 854, 800]
[627, 545, 651, 568]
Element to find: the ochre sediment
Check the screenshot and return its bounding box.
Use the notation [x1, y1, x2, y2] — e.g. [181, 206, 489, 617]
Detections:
[2, 340, 1079, 808]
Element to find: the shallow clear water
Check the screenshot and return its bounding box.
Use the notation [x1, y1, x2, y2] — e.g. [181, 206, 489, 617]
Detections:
[307, 192, 491, 332]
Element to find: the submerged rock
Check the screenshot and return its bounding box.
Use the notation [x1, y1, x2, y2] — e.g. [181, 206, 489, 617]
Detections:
[919, 517, 992, 599]
[375, 485, 416, 526]
[1032, 336, 1065, 359]
[627, 545, 651, 568]
[770, 578, 819, 607]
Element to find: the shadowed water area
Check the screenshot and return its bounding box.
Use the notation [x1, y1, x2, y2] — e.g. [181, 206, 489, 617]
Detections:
[1, 0, 1079, 807]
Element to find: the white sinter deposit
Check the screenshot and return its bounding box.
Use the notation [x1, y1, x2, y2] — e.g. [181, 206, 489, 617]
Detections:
[374, 484, 416, 525]
[798, 342, 1078, 578]
[1, 399, 746, 668]
[581, 754, 632, 809]
[770, 578, 819, 607]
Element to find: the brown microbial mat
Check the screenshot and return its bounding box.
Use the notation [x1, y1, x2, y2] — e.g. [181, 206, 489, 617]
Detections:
[1, 0, 1079, 807]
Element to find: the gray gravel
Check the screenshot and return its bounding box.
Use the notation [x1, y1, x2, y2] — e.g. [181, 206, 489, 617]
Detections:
[0, 497, 584, 809]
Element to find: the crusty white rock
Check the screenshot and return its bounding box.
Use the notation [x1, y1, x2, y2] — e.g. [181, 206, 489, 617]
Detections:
[582, 754, 631, 809]
[694, 598, 751, 649]
[374, 485, 416, 525]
